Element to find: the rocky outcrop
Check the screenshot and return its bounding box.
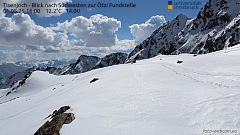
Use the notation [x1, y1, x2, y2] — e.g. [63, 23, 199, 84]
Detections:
[34, 106, 75, 135]
[60, 55, 101, 75]
[126, 0, 240, 62]
[93, 53, 128, 69]
[0, 63, 26, 82]
[125, 13, 190, 63]
[39, 52, 128, 75]
[60, 53, 128, 75]
[0, 67, 34, 89]
[0, 53, 127, 89]
[90, 78, 99, 83]
[6, 71, 33, 96]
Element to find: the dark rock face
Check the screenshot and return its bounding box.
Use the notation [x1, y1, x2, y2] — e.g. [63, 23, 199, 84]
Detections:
[50, 106, 71, 119]
[176, 60, 183, 64]
[34, 106, 75, 135]
[0, 63, 26, 86]
[61, 55, 101, 75]
[125, 0, 240, 63]
[93, 53, 128, 69]
[40, 52, 128, 76]
[0, 67, 35, 89]
[6, 71, 33, 96]
[125, 13, 190, 63]
[90, 78, 99, 83]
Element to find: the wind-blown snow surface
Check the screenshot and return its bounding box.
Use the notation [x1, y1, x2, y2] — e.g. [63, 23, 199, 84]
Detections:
[1, 45, 240, 135]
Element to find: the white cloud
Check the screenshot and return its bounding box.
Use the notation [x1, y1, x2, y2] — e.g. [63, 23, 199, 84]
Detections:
[0, 13, 130, 53]
[0, 39, 136, 62]
[0, 13, 68, 46]
[0, 13, 167, 62]
[129, 15, 166, 44]
[111, 40, 136, 51]
[69, 39, 136, 57]
[0, 49, 82, 62]
[0, 3, 5, 17]
[70, 39, 85, 46]
[0, 50, 40, 62]
[1, 0, 71, 17]
[53, 14, 121, 47]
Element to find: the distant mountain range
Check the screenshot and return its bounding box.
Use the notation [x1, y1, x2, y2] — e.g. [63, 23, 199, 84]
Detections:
[15, 59, 77, 68]
[0, 63, 28, 89]
[0, 53, 128, 89]
[1, 0, 239, 89]
[0, 59, 76, 89]
[37, 52, 128, 75]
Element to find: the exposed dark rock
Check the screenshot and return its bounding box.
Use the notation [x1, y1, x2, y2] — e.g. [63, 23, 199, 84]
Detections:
[125, 0, 240, 62]
[0, 67, 35, 89]
[0, 97, 19, 104]
[177, 60, 183, 64]
[6, 91, 11, 96]
[90, 78, 99, 83]
[35, 106, 75, 135]
[63, 113, 75, 124]
[51, 106, 71, 118]
[38, 52, 128, 76]
[93, 53, 128, 69]
[10, 81, 17, 87]
[5, 71, 33, 96]
[131, 59, 137, 64]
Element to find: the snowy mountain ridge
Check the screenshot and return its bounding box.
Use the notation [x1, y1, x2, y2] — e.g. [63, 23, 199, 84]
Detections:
[1, 44, 240, 135]
[1, 0, 240, 133]
[0, 63, 28, 89]
[0, 53, 128, 89]
[41, 52, 128, 75]
[125, 0, 240, 63]
[0, 67, 35, 89]
[1, 0, 239, 90]
[0, 63, 26, 80]
[125, 13, 191, 63]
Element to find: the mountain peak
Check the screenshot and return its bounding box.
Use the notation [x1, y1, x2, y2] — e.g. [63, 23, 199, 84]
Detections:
[174, 13, 188, 20]
[167, 13, 189, 25]
[126, 0, 240, 61]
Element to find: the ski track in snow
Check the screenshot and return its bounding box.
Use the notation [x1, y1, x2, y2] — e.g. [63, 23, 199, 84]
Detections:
[0, 75, 80, 121]
[160, 62, 240, 89]
[1, 46, 240, 135]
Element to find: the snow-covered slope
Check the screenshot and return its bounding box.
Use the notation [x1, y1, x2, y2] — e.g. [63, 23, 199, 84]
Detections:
[1, 44, 240, 135]
[126, 0, 240, 63]
[0, 53, 128, 89]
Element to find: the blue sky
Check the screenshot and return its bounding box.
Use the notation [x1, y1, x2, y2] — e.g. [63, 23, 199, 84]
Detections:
[0, 0, 208, 62]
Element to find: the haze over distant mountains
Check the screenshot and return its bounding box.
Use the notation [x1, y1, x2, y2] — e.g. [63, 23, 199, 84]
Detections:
[1, 0, 240, 89]
[1, 0, 240, 134]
